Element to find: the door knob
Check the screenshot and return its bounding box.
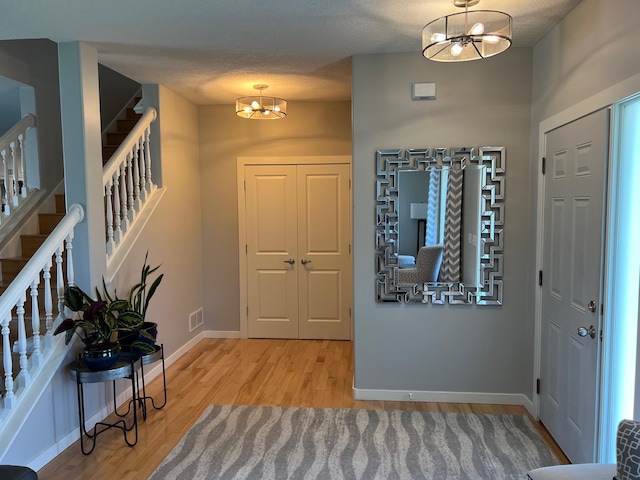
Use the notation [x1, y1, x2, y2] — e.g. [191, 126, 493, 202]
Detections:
[284, 258, 295, 265]
[577, 325, 597, 339]
[301, 259, 312, 265]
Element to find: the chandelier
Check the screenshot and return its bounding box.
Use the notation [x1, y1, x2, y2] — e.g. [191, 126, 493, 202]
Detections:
[422, 0, 512, 62]
[235, 84, 287, 119]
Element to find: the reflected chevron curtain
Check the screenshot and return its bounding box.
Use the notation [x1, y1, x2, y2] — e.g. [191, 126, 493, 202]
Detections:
[440, 169, 463, 282]
[425, 170, 441, 247]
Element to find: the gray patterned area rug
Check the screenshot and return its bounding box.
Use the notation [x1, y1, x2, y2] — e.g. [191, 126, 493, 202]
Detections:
[150, 404, 559, 480]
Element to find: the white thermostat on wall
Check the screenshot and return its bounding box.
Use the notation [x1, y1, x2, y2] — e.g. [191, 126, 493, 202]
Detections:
[411, 82, 436, 100]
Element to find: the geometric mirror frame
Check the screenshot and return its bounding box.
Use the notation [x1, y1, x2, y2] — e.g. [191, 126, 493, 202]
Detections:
[375, 146, 505, 305]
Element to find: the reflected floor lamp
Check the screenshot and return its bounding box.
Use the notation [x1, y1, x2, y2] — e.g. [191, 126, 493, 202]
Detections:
[410, 202, 428, 253]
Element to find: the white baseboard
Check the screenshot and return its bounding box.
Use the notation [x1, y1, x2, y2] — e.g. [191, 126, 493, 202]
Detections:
[204, 330, 241, 338]
[353, 386, 535, 414]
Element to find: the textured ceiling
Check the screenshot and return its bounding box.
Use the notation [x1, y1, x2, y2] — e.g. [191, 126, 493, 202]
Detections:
[0, 0, 582, 105]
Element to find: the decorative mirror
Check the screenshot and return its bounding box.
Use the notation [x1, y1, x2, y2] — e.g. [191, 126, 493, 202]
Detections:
[375, 147, 504, 305]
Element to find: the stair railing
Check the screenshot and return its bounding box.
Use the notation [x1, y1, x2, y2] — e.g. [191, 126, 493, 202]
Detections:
[0, 115, 36, 223]
[102, 107, 157, 260]
[0, 203, 83, 417]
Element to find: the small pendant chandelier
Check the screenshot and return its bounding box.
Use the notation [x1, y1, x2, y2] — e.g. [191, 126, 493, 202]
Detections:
[422, 0, 512, 62]
[235, 84, 287, 119]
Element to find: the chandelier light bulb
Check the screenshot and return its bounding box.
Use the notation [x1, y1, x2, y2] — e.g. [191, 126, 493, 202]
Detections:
[263, 110, 271, 115]
[484, 35, 500, 44]
[431, 32, 447, 43]
[450, 43, 464, 56]
[470, 22, 485, 35]
[274, 105, 281, 112]
[251, 100, 260, 109]
[243, 107, 252, 113]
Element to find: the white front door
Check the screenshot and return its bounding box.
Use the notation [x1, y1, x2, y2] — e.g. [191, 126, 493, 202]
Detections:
[539, 108, 609, 463]
[245, 163, 351, 340]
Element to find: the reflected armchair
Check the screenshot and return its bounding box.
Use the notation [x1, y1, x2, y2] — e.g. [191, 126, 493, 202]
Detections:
[396, 245, 443, 286]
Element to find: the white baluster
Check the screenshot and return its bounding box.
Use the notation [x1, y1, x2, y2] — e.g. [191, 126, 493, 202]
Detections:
[66, 232, 75, 290]
[145, 128, 155, 193]
[30, 277, 42, 366]
[9, 140, 17, 208]
[17, 292, 29, 387]
[2, 148, 10, 216]
[127, 148, 135, 222]
[120, 160, 129, 233]
[105, 179, 115, 256]
[113, 173, 122, 244]
[18, 132, 26, 199]
[139, 135, 148, 203]
[55, 245, 65, 321]
[43, 257, 54, 347]
[133, 138, 142, 210]
[2, 313, 15, 408]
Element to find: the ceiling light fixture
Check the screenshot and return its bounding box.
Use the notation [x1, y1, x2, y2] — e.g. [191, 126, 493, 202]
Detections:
[235, 84, 287, 119]
[422, 0, 512, 62]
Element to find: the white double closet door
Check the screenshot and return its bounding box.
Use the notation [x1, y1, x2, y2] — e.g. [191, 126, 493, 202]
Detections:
[244, 162, 351, 340]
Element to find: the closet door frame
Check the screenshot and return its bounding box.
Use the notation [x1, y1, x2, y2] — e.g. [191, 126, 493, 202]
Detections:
[237, 155, 352, 339]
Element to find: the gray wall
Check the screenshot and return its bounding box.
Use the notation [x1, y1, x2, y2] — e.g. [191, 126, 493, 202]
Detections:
[0, 78, 23, 135]
[198, 101, 352, 333]
[0, 39, 63, 193]
[98, 63, 140, 132]
[529, 0, 640, 232]
[352, 49, 533, 396]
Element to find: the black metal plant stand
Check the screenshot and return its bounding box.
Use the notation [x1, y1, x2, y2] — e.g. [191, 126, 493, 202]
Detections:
[69, 352, 141, 455]
[112, 344, 167, 420]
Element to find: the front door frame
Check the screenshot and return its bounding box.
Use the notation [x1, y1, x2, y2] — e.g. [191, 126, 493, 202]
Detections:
[533, 75, 640, 462]
[237, 155, 352, 339]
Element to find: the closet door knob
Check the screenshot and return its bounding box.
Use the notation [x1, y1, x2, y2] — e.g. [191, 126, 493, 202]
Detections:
[301, 259, 312, 265]
[284, 258, 295, 265]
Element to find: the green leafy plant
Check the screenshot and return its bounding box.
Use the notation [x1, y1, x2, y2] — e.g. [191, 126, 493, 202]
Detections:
[53, 285, 144, 348]
[127, 251, 164, 320]
[96, 251, 164, 353]
[54, 252, 163, 354]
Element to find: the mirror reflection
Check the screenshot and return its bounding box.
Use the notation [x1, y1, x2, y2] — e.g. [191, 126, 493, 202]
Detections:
[375, 147, 504, 305]
[396, 166, 484, 287]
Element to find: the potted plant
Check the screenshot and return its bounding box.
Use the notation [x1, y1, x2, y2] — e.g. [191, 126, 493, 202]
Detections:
[53, 285, 144, 370]
[113, 252, 164, 355]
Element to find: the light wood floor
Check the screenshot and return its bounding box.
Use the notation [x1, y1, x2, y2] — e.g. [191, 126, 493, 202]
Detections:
[37, 338, 568, 479]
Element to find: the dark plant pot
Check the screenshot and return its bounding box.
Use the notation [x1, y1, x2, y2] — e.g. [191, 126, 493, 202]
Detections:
[83, 342, 121, 371]
[118, 322, 158, 353]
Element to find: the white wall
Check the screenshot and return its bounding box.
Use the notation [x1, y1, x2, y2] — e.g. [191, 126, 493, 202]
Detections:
[352, 49, 534, 402]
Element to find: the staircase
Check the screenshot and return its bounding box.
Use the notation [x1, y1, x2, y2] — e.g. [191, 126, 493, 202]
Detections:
[0, 105, 143, 386]
[0, 91, 159, 464]
[0, 195, 65, 387]
[102, 100, 142, 163]
[0, 195, 65, 287]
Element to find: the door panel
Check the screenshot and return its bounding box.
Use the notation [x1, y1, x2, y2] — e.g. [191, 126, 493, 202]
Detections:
[540, 108, 609, 463]
[245, 163, 351, 340]
[246, 165, 298, 339]
[298, 165, 351, 339]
